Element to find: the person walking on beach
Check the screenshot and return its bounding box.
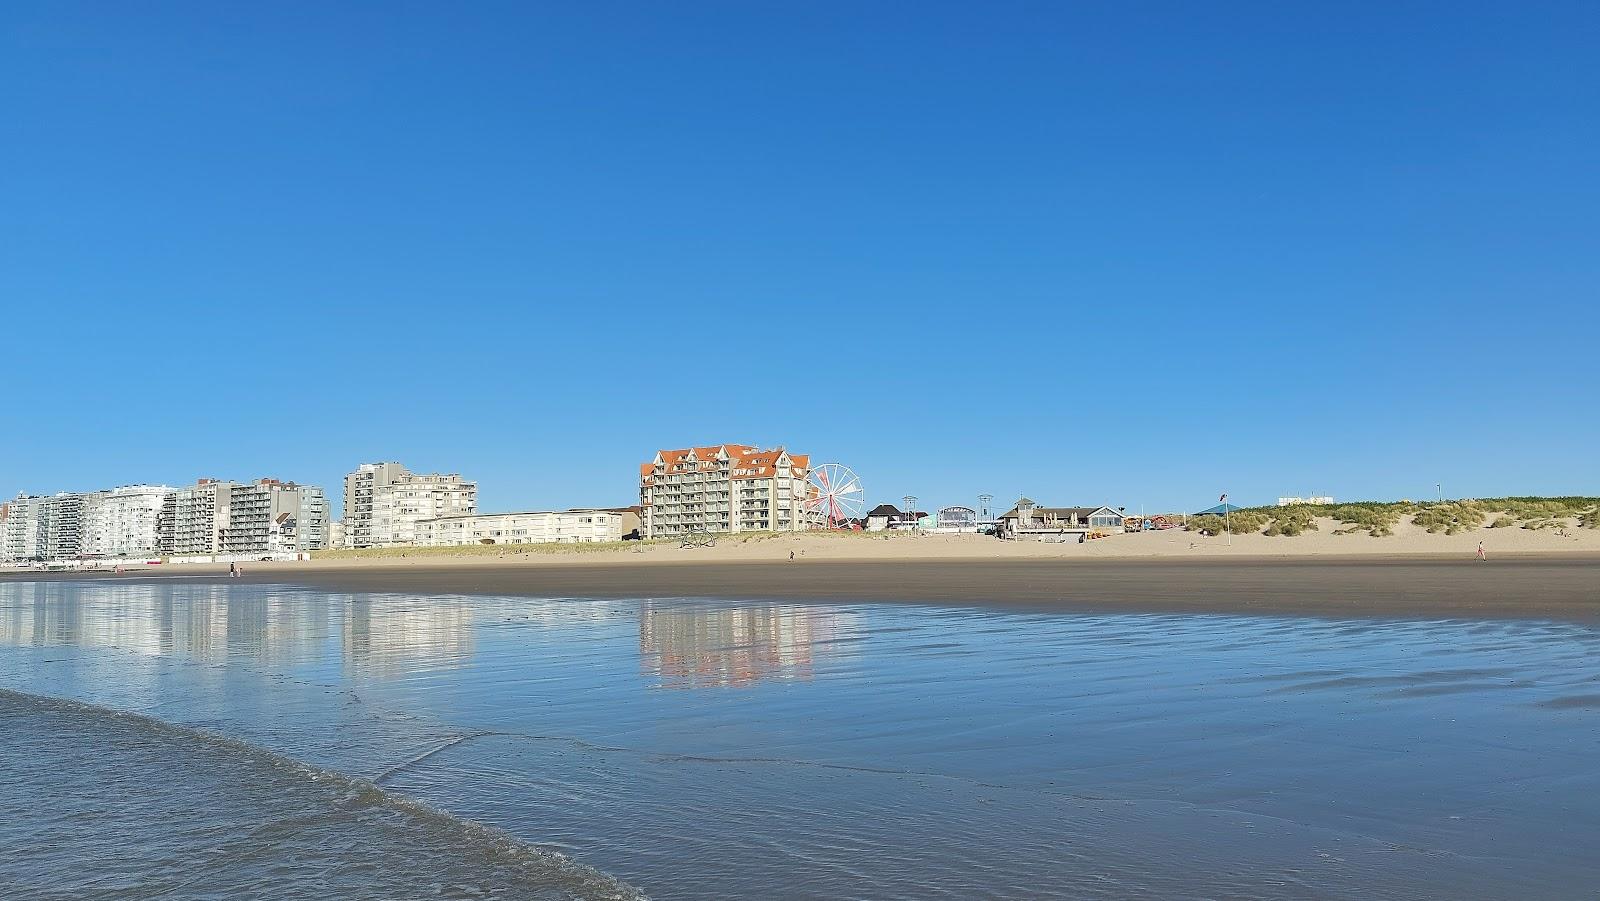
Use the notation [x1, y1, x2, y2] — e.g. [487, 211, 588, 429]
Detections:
[1476, 541, 1487, 562]
[229, 562, 239, 578]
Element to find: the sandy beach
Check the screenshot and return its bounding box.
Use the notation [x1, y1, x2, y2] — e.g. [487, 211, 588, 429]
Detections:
[6, 523, 1598, 622]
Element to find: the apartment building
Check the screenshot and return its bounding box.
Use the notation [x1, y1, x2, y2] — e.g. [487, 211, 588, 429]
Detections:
[640, 444, 812, 539]
[3, 494, 45, 560]
[160, 479, 235, 555]
[415, 509, 625, 546]
[4, 477, 328, 560]
[1, 492, 90, 560]
[343, 462, 477, 548]
[81, 485, 171, 557]
[219, 479, 329, 555]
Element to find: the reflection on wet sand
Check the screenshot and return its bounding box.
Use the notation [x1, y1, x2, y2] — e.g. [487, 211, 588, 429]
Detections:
[0, 582, 473, 677]
[343, 597, 474, 678]
[639, 601, 855, 689]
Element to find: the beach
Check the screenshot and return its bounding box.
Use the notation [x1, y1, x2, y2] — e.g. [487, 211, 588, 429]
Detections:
[8, 526, 1600, 622]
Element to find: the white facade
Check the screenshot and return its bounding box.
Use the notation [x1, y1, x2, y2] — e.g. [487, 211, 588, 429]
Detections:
[2, 492, 87, 560]
[343, 462, 477, 548]
[81, 485, 171, 557]
[415, 510, 624, 546]
[3, 495, 45, 561]
[1277, 496, 1335, 506]
[327, 520, 345, 549]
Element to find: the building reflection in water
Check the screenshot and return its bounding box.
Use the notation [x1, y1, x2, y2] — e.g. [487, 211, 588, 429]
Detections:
[639, 601, 855, 689]
[342, 596, 474, 678]
[0, 582, 473, 678]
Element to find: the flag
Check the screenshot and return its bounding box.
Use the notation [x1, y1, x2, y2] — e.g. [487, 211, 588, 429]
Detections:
[1219, 493, 1228, 502]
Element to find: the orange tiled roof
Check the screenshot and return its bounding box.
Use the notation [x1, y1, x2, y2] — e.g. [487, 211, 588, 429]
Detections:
[648, 445, 802, 480]
[730, 448, 795, 480]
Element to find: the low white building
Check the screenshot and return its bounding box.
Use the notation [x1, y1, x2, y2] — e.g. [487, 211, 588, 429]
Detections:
[1277, 496, 1335, 506]
[415, 509, 625, 546]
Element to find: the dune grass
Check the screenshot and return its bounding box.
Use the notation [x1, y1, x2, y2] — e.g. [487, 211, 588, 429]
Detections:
[1186, 497, 1600, 538]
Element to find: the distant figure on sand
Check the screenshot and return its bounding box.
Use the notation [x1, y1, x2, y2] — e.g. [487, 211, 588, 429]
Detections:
[1476, 541, 1486, 562]
[229, 562, 240, 577]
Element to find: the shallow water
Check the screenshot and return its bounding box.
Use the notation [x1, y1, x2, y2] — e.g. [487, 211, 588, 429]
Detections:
[1, 581, 1597, 899]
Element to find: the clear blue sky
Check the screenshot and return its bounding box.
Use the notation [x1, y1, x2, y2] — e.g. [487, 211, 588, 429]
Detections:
[3, 2, 1596, 517]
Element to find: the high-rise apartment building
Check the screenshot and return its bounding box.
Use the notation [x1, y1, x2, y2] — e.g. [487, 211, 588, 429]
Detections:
[156, 478, 329, 556]
[81, 485, 171, 557]
[343, 462, 477, 548]
[3, 486, 168, 560]
[160, 479, 235, 556]
[219, 479, 329, 554]
[3, 494, 46, 560]
[1, 492, 88, 560]
[640, 445, 812, 539]
[3, 478, 327, 561]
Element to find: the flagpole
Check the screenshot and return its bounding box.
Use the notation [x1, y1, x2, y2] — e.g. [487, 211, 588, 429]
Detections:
[1223, 492, 1231, 546]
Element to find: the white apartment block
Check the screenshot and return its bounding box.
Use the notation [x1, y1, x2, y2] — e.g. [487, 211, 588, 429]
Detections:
[416, 509, 625, 546]
[640, 445, 813, 539]
[81, 485, 171, 557]
[5, 485, 169, 560]
[4, 478, 327, 560]
[2, 492, 87, 560]
[343, 462, 477, 548]
[3, 494, 46, 560]
[327, 520, 345, 549]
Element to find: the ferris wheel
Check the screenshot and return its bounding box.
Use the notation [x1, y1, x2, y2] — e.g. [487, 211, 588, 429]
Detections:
[805, 463, 866, 529]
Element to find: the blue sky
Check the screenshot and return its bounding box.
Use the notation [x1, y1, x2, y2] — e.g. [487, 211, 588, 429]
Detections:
[3, 1, 1596, 517]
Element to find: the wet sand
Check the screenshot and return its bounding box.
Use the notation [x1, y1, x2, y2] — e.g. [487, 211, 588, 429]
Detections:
[7, 582, 1600, 898]
[12, 556, 1600, 622]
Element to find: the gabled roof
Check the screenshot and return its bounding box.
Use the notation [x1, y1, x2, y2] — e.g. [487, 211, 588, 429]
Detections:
[866, 504, 902, 517]
[731, 447, 797, 480]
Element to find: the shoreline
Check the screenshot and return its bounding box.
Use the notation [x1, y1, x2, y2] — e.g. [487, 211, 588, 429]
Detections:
[5, 554, 1598, 623]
